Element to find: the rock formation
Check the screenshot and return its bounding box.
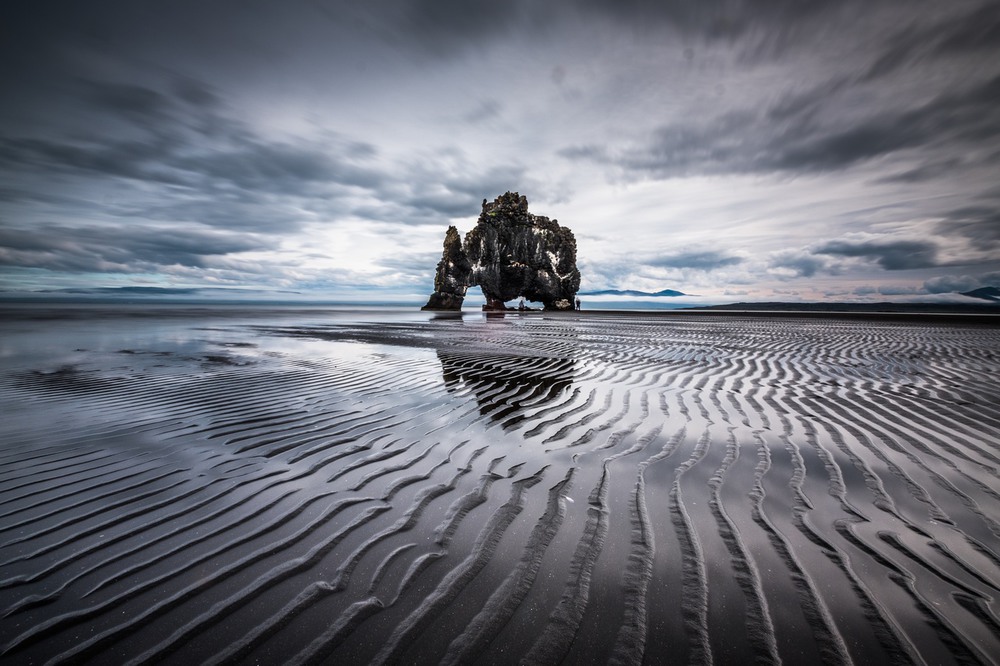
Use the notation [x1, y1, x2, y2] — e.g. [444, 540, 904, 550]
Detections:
[422, 192, 581, 311]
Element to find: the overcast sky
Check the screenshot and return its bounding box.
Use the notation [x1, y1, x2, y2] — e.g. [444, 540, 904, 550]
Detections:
[2, 0, 999, 303]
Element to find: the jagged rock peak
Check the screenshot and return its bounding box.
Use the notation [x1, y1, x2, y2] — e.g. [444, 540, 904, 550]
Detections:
[422, 192, 581, 311]
[482, 191, 529, 217]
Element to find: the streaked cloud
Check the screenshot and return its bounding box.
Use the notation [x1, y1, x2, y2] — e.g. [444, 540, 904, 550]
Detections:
[812, 237, 939, 271]
[0, 0, 998, 301]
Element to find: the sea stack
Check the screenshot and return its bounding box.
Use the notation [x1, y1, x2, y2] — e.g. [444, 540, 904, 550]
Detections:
[422, 192, 581, 311]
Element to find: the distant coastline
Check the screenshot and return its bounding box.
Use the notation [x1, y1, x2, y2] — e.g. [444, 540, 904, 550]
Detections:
[1, 295, 997, 323]
[686, 300, 1000, 314]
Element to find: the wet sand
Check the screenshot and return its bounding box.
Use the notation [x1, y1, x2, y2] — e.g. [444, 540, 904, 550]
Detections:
[1, 305, 998, 665]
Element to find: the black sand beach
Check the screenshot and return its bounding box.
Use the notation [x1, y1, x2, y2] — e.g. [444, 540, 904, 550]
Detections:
[1, 304, 998, 665]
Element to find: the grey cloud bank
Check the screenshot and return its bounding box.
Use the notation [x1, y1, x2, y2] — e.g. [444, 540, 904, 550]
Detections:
[1, 0, 998, 302]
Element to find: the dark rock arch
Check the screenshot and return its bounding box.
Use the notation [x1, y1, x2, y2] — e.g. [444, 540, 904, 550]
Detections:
[422, 192, 581, 311]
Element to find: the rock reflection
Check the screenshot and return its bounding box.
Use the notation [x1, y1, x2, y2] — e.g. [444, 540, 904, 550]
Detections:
[437, 349, 576, 428]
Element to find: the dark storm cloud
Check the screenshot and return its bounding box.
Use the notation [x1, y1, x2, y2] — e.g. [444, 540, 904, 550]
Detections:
[0, 60, 524, 238]
[0, 224, 268, 273]
[87, 82, 177, 123]
[0, 185, 96, 208]
[936, 205, 1000, 249]
[813, 238, 939, 270]
[923, 271, 1000, 295]
[81, 78, 229, 142]
[560, 71, 1000, 178]
[862, 2, 1000, 81]
[647, 250, 743, 271]
[170, 78, 224, 109]
[0, 136, 186, 186]
[850, 284, 920, 297]
[557, 1, 1000, 184]
[435, 163, 535, 208]
[923, 274, 982, 294]
[375, 0, 522, 51]
[374, 160, 539, 223]
[0, 78, 383, 197]
[577, 0, 838, 40]
[106, 197, 311, 234]
[337, 0, 882, 60]
[572, 0, 1000, 70]
[345, 160, 532, 226]
[0, 73, 393, 237]
[8, 1, 997, 190]
[176, 140, 383, 194]
[402, 192, 484, 220]
[0, 131, 374, 234]
[767, 251, 831, 278]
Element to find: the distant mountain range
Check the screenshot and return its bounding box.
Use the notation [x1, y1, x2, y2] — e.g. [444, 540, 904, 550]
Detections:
[962, 286, 1000, 302]
[26, 286, 305, 298]
[580, 289, 687, 298]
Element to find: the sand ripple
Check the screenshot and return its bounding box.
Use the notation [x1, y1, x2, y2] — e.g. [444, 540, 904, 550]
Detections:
[1, 310, 998, 665]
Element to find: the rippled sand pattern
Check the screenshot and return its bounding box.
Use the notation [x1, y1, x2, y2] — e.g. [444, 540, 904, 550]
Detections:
[1, 309, 999, 665]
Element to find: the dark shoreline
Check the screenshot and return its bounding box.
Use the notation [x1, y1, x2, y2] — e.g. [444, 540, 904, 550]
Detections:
[3, 299, 998, 326]
[512, 304, 1000, 325]
[590, 309, 1000, 325]
[687, 301, 1000, 314]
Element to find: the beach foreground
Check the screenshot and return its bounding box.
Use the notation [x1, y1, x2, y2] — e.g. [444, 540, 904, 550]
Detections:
[1, 305, 998, 665]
